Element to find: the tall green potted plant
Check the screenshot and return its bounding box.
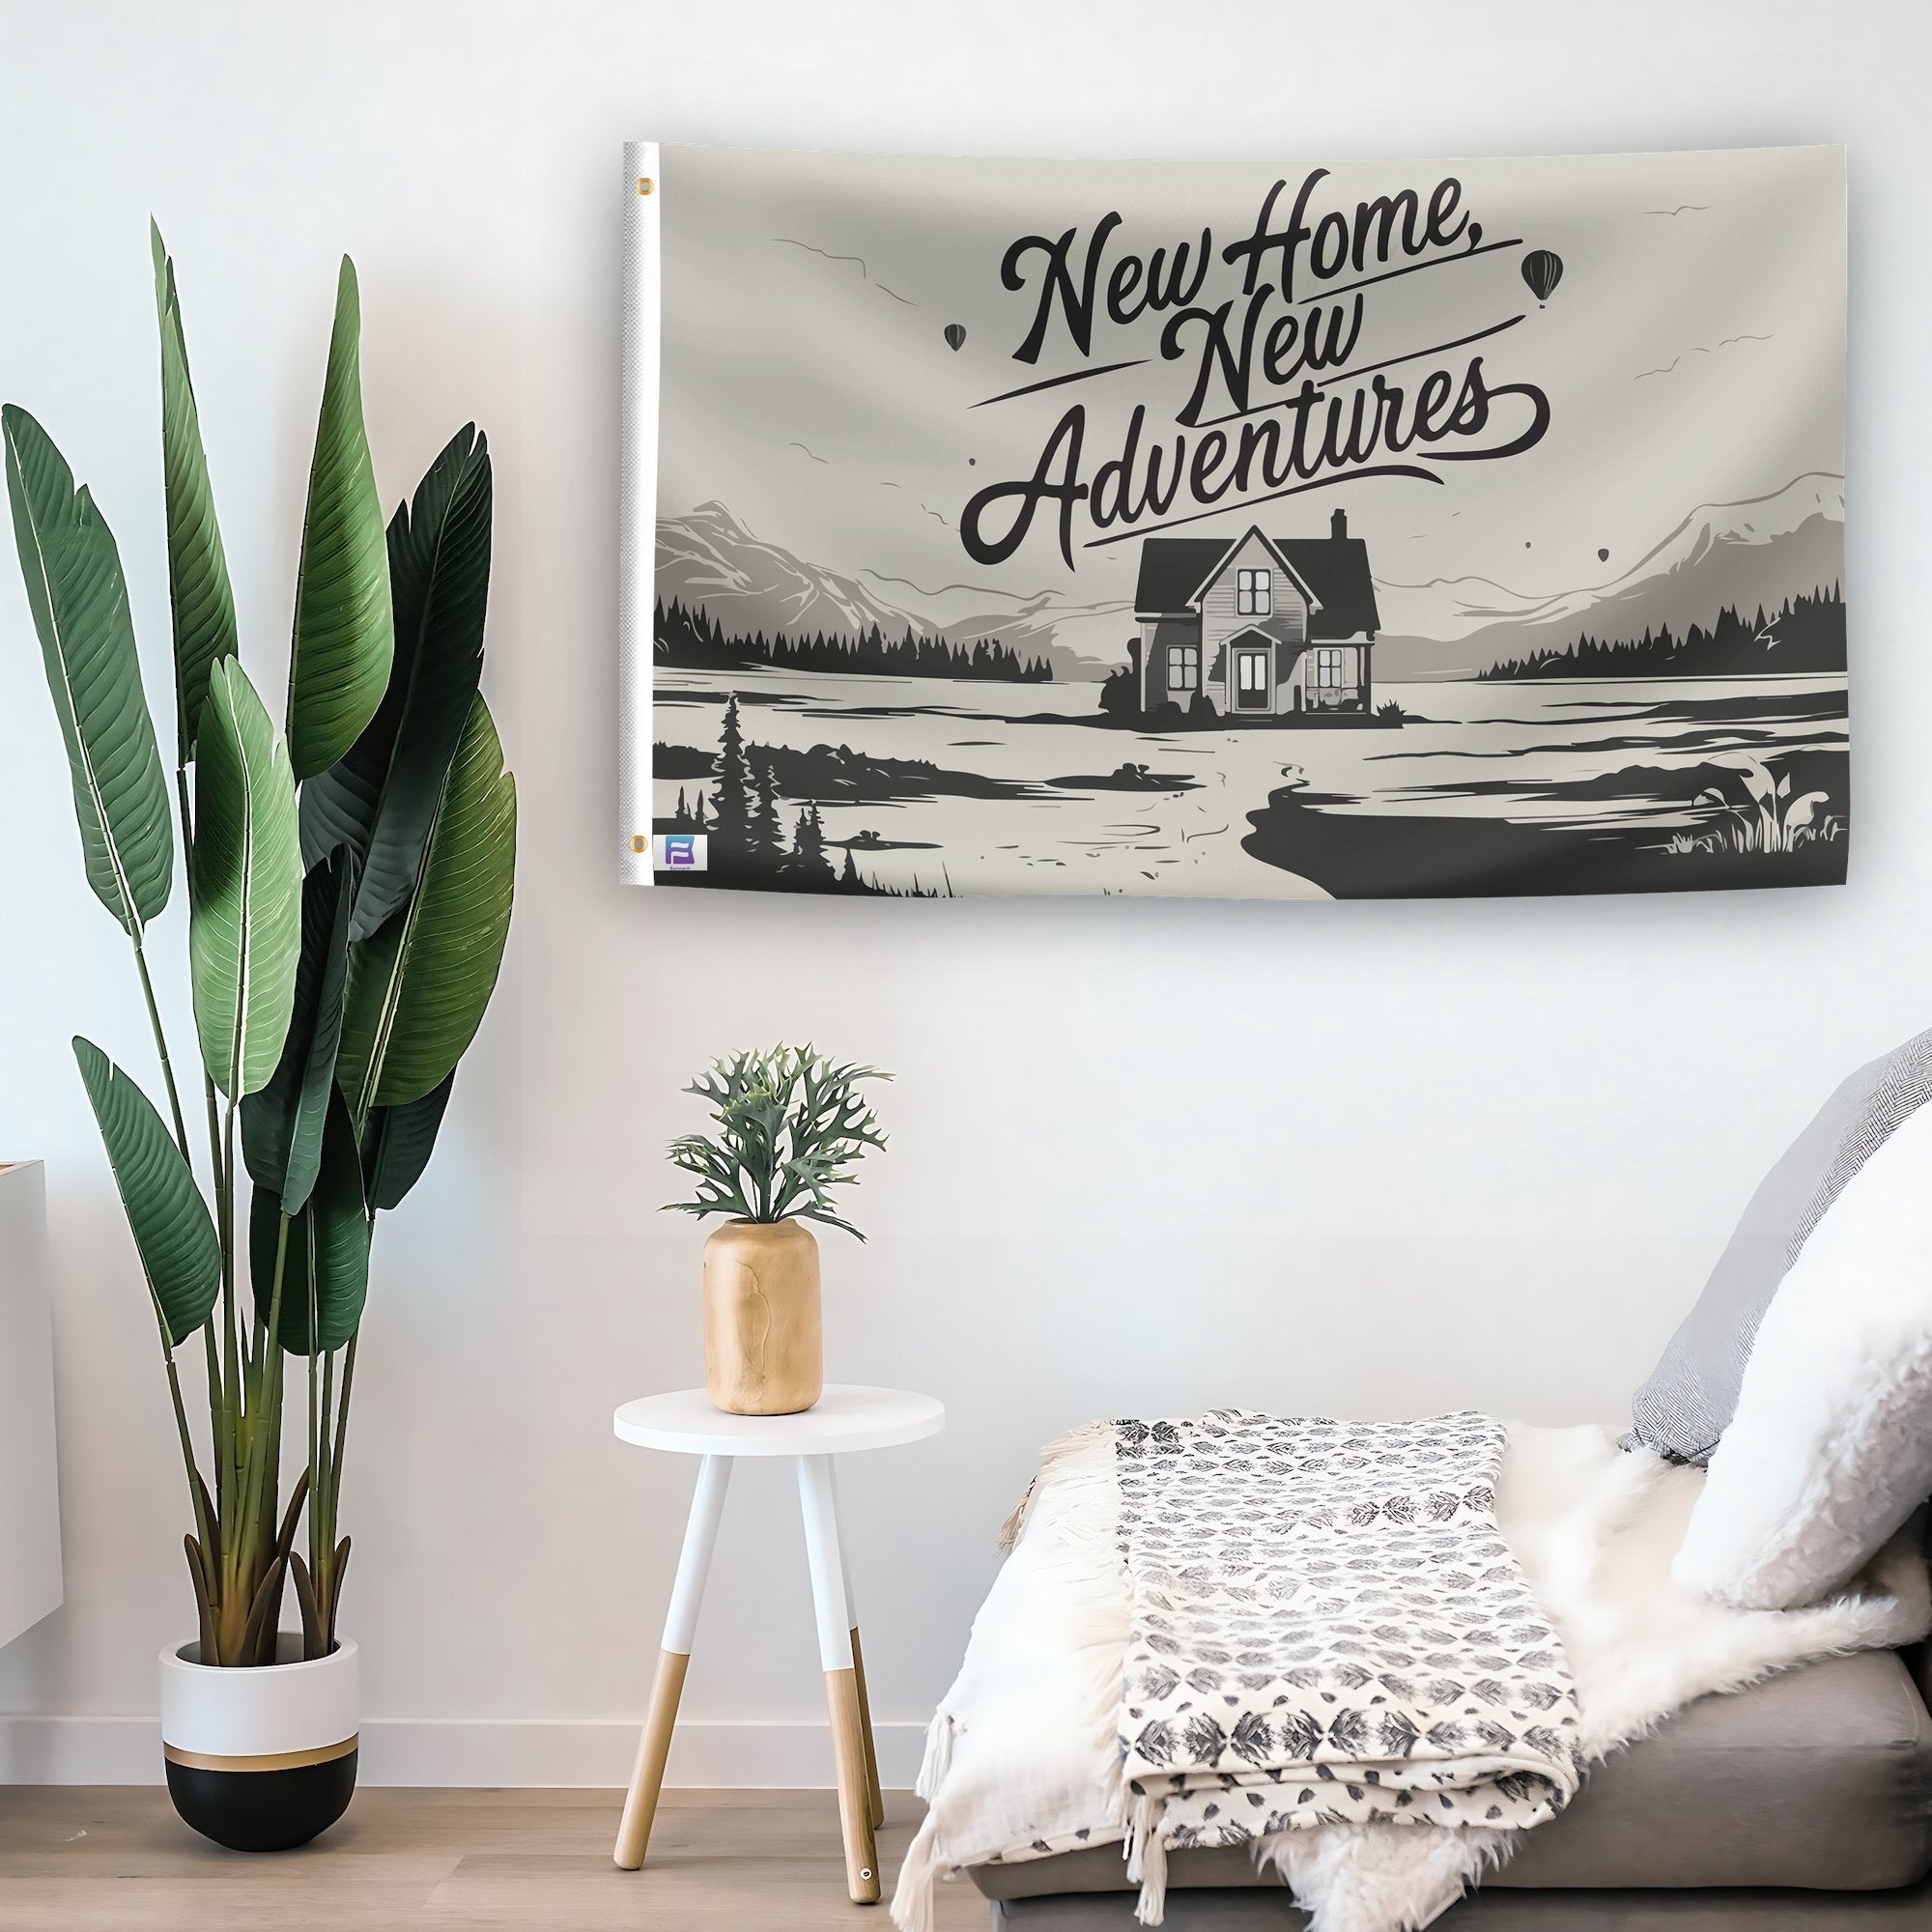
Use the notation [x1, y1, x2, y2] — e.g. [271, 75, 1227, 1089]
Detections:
[3, 227, 515, 1851]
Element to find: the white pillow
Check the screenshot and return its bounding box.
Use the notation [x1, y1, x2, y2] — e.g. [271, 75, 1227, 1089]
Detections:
[1673, 1097, 1932, 1610]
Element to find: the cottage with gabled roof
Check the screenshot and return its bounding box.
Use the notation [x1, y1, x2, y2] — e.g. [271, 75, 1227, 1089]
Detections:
[1132, 508, 1381, 721]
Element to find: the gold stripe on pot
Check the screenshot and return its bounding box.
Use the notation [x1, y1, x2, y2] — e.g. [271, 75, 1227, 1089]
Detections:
[163, 1735, 358, 1774]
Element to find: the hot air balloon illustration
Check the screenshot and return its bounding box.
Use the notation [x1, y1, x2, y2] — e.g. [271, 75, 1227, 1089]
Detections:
[944, 323, 966, 352]
[1521, 250, 1563, 305]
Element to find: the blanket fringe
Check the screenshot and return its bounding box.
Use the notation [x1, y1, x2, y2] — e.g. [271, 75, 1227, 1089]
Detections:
[999, 1419, 1114, 1552]
[994, 1487, 1033, 1555]
[890, 1811, 943, 1932]
[1124, 1790, 1169, 1926]
[914, 1711, 953, 1804]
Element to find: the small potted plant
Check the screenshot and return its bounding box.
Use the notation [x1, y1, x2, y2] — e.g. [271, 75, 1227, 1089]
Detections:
[5, 229, 514, 1850]
[666, 1046, 888, 1415]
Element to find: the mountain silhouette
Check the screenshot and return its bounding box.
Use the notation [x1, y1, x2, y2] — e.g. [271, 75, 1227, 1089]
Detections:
[1374, 473, 1845, 678]
[657, 501, 918, 639]
[654, 501, 1122, 680]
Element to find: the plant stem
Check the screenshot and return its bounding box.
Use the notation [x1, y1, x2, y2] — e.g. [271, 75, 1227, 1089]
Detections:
[200, 1074, 227, 1513]
[330, 1334, 356, 1524]
[307, 1332, 322, 1540]
[202, 1321, 226, 1528]
[174, 764, 194, 853]
[242, 1214, 291, 1578]
[162, 1349, 213, 1566]
[323, 1335, 355, 1651]
[220, 1133, 240, 1568]
[313, 1346, 336, 1618]
[130, 938, 190, 1166]
[219, 1096, 241, 1481]
[128, 767, 226, 1642]
[220, 1212, 288, 1663]
[212, 1096, 243, 1646]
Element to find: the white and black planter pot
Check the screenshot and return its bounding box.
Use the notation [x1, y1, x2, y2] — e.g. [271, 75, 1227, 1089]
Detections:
[158, 1635, 358, 1852]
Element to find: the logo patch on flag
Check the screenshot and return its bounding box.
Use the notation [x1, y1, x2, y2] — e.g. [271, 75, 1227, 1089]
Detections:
[654, 833, 707, 871]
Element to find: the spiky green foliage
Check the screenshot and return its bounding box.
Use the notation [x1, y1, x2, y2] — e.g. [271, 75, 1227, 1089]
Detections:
[665, 1044, 890, 1239]
[250, 1089, 369, 1356]
[189, 658, 303, 1100]
[242, 847, 355, 1214]
[72, 1038, 220, 1347]
[152, 223, 238, 762]
[301, 424, 490, 937]
[336, 695, 516, 1114]
[288, 259, 392, 780]
[3, 405, 174, 938]
[359, 1072, 455, 1211]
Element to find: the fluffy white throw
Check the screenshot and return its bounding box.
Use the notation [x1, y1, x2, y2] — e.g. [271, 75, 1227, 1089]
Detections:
[894, 1421, 1930, 1932]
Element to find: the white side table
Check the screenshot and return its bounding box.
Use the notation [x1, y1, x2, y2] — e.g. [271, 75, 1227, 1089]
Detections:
[611, 1384, 945, 1903]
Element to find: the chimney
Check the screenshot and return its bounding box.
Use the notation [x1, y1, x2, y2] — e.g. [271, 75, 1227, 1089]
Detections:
[1330, 506, 1349, 542]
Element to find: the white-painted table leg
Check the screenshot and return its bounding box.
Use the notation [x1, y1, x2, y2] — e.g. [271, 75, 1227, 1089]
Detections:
[798, 1454, 880, 1903]
[614, 1454, 733, 1869]
[827, 1460, 884, 1829]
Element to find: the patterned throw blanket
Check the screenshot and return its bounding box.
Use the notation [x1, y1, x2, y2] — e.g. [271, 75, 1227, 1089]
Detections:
[1114, 1411, 1583, 1919]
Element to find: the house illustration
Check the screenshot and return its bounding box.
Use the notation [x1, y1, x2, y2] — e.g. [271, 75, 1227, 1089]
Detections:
[1132, 509, 1381, 720]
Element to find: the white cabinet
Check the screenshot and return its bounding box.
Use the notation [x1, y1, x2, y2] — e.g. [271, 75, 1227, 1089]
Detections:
[0, 1162, 62, 1648]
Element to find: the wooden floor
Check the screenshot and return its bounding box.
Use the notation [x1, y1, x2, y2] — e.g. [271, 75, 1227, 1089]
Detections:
[0, 1786, 987, 1931]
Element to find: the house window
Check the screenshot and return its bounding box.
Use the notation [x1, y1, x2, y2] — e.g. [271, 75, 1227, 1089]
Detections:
[1166, 643, 1200, 692]
[1311, 647, 1346, 689]
[1236, 567, 1272, 616]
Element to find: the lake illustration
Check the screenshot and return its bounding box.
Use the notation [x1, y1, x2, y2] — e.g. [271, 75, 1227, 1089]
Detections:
[632, 144, 1847, 900]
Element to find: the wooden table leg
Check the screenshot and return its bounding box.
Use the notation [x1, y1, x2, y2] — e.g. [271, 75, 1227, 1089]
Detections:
[798, 1454, 880, 1904]
[848, 1625, 885, 1832]
[827, 1462, 885, 1830]
[614, 1454, 732, 1869]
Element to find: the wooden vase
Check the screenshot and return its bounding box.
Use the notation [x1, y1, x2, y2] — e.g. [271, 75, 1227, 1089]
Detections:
[702, 1218, 823, 1415]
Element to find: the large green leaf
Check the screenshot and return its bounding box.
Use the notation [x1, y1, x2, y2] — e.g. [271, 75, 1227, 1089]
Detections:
[300, 425, 491, 939]
[250, 1088, 369, 1355]
[339, 695, 515, 1114]
[189, 658, 302, 1098]
[151, 224, 238, 763]
[4, 405, 174, 936]
[73, 1037, 219, 1348]
[287, 258, 392, 781]
[360, 1069, 455, 1212]
[242, 848, 354, 1212]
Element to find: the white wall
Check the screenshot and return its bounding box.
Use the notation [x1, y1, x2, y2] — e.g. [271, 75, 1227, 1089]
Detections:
[1, 0, 1928, 1786]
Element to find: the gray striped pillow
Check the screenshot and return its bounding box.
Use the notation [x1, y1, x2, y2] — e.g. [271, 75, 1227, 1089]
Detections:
[1625, 1026, 1932, 1464]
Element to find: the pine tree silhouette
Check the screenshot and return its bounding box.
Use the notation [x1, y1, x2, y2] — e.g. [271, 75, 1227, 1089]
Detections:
[785, 804, 836, 885]
[656, 597, 1051, 682]
[1480, 585, 1845, 680]
[748, 753, 783, 870]
[710, 695, 753, 861]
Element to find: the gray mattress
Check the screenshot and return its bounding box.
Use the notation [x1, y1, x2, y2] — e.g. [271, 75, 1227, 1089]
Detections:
[988, 1883, 1932, 1927]
[970, 1649, 1932, 1920]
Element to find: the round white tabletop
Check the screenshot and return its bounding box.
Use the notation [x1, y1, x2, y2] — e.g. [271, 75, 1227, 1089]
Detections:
[612, 1383, 944, 1458]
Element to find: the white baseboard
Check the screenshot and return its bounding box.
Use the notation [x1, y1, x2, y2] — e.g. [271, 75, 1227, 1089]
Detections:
[0, 1715, 928, 1788]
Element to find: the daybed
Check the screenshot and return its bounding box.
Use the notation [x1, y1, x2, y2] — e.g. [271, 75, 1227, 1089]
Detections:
[971, 1646, 1932, 1925]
